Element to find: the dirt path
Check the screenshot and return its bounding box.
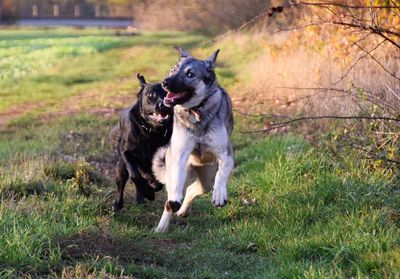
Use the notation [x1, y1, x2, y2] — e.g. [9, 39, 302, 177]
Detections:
[0, 80, 134, 130]
[0, 101, 49, 129]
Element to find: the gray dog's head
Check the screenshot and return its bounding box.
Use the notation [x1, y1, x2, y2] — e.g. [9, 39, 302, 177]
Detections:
[162, 46, 220, 108]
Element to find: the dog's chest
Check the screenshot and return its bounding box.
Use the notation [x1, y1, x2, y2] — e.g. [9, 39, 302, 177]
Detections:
[175, 109, 207, 133]
[188, 129, 226, 166]
[190, 144, 216, 166]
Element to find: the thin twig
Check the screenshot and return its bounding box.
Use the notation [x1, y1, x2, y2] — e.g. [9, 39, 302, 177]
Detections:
[277, 86, 398, 113]
[333, 39, 386, 85]
[276, 86, 348, 94]
[385, 84, 400, 102]
[298, 1, 400, 10]
[352, 144, 400, 165]
[331, 21, 400, 49]
[273, 22, 325, 32]
[241, 115, 400, 134]
[355, 42, 400, 81]
[233, 109, 289, 118]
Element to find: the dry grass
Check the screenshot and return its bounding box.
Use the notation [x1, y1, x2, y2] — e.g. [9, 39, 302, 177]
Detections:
[133, 0, 274, 34]
[232, 29, 399, 116]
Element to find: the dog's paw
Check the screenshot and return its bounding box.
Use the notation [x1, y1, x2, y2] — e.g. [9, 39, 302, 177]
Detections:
[152, 181, 164, 192]
[134, 179, 156, 201]
[212, 187, 228, 207]
[113, 201, 123, 213]
[176, 207, 190, 218]
[154, 224, 169, 233]
[141, 189, 155, 201]
[135, 192, 145, 204]
[154, 217, 171, 233]
[166, 200, 181, 212]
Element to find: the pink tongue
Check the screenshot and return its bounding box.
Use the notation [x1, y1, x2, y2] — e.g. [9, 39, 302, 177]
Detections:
[166, 92, 175, 99]
[166, 92, 182, 100]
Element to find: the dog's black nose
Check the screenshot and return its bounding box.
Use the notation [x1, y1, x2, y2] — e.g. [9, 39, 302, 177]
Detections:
[162, 79, 169, 88]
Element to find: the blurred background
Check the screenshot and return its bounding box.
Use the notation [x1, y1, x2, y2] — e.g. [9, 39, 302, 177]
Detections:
[0, 0, 276, 31]
[1, 0, 397, 163]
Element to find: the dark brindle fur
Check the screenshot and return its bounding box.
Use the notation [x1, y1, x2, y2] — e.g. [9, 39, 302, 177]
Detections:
[110, 74, 173, 212]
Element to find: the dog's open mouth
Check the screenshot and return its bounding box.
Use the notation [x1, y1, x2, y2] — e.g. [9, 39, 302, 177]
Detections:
[149, 112, 170, 122]
[164, 91, 188, 105]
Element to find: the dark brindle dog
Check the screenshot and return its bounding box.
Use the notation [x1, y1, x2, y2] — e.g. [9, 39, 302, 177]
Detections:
[110, 74, 173, 212]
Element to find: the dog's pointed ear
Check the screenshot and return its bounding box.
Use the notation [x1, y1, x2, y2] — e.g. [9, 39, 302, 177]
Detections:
[207, 49, 220, 64]
[174, 46, 191, 59]
[137, 73, 147, 88]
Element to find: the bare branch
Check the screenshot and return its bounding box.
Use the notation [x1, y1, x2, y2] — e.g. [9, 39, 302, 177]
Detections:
[352, 144, 400, 165]
[241, 115, 400, 134]
[354, 42, 400, 81]
[273, 22, 326, 33]
[277, 86, 398, 113]
[298, 1, 400, 10]
[333, 39, 387, 85]
[385, 84, 400, 102]
[331, 21, 400, 49]
[276, 86, 348, 94]
[233, 109, 289, 118]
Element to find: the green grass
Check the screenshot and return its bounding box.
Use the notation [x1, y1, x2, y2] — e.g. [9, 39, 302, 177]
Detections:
[0, 28, 399, 278]
[0, 29, 208, 112]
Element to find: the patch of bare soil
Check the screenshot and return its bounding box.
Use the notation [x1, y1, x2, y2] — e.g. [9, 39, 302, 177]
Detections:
[39, 85, 133, 124]
[55, 230, 183, 265]
[0, 101, 49, 130]
[0, 79, 135, 130]
[90, 159, 115, 182]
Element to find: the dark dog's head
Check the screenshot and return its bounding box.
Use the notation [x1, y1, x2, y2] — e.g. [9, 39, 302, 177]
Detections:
[162, 46, 220, 108]
[136, 74, 173, 127]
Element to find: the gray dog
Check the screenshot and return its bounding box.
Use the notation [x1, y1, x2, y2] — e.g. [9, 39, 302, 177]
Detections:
[152, 47, 234, 232]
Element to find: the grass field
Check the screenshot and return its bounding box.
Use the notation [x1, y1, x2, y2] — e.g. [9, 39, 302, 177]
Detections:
[0, 28, 399, 278]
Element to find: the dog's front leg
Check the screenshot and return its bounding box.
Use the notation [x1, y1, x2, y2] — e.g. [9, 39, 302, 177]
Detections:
[155, 136, 194, 233]
[123, 152, 155, 201]
[212, 145, 234, 207]
[167, 146, 194, 206]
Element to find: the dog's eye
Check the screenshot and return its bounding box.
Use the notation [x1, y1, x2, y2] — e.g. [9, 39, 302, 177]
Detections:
[185, 71, 195, 78]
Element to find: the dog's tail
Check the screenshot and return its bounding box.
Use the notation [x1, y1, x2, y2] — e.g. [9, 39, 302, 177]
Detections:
[109, 125, 120, 146]
[109, 125, 121, 161]
[152, 145, 168, 185]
